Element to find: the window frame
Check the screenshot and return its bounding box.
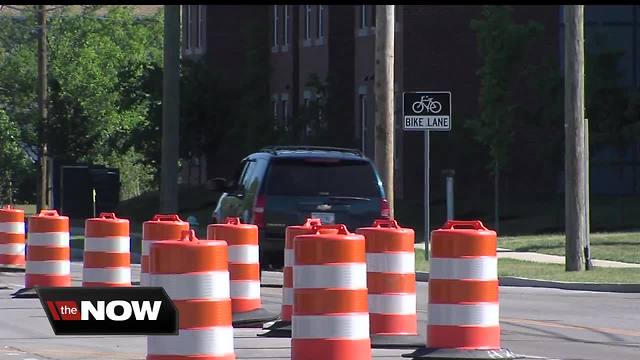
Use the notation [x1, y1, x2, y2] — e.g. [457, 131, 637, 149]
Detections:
[284, 5, 289, 46]
[272, 99, 278, 121]
[196, 5, 205, 52]
[273, 5, 279, 48]
[186, 5, 192, 52]
[282, 99, 289, 129]
[317, 5, 324, 39]
[304, 5, 312, 40]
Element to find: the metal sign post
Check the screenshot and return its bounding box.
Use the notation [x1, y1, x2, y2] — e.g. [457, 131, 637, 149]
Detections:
[424, 131, 430, 257]
[402, 91, 451, 262]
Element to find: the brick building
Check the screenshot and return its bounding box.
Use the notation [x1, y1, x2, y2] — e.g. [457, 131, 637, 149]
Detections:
[183, 5, 559, 200]
[182, 5, 640, 210]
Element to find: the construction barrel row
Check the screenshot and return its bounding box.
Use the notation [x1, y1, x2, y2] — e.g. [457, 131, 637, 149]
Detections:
[4, 206, 510, 359]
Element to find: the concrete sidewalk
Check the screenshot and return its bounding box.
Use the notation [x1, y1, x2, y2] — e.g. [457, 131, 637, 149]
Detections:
[414, 242, 640, 268]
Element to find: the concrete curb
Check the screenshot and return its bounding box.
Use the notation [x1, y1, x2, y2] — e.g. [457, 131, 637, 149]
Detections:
[415, 271, 640, 293]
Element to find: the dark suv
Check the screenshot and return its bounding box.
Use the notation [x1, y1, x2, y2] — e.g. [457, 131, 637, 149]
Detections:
[209, 146, 389, 268]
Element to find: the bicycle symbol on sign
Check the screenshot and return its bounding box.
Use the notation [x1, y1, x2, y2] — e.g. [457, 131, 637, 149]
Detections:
[412, 96, 442, 114]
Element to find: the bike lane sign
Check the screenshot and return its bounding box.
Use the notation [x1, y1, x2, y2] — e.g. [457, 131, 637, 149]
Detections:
[402, 91, 451, 131]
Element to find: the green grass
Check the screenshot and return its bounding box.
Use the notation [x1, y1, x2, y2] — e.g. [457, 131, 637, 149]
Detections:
[67, 184, 222, 255]
[395, 194, 640, 239]
[498, 232, 640, 264]
[11, 204, 37, 215]
[116, 184, 221, 227]
[415, 249, 640, 283]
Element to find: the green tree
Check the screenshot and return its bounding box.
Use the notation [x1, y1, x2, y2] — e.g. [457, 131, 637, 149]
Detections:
[0, 109, 32, 204]
[231, 21, 279, 154]
[0, 6, 164, 201]
[287, 73, 330, 145]
[469, 6, 543, 232]
[180, 58, 235, 170]
[584, 31, 630, 151]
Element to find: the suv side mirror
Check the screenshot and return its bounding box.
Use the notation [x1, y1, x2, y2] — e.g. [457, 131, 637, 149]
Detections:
[206, 178, 228, 192]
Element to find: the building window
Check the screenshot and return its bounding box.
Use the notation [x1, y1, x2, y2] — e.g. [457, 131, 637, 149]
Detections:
[194, 6, 200, 49]
[282, 99, 289, 129]
[371, 5, 376, 27]
[359, 94, 367, 152]
[197, 5, 205, 51]
[284, 5, 289, 46]
[317, 5, 324, 38]
[273, 5, 279, 47]
[359, 5, 367, 29]
[272, 99, 278, 121]
[304, 5, 312, 40]
[317, 94, 325, 128]
[186, 6, 192, 50]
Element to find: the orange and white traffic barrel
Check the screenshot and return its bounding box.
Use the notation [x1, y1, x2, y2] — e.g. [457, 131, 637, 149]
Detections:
[25, 210, 70, 288]
[0, 205, 25, 269]
[83, 212, 130, 287]
[282, 218, 324, 322]
[292, 224, 371, 360]
[262, 218, 338, 334]
[147, 230, 235, 360]
[356, 219, 417, 335]
[404, 220, 515, 359]
[207, 217, 261, 313]
[140, 214, 189, 286]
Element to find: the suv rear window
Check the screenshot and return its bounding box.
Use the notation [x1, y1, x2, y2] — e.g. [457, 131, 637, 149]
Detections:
[264, 158, 381, 197]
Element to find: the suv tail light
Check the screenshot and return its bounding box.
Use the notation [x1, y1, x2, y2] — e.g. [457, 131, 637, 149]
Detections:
[380, 198, 390, 219]
[253, 194, 266, 228]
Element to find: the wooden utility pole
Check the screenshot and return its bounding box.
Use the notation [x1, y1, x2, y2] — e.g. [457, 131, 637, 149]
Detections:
[564, 5, 586, 271]
[374, 5, 395, 218]
[585, 118, 593, 270]
[159, 5, 180, 213]
[37, 4, 49, 211]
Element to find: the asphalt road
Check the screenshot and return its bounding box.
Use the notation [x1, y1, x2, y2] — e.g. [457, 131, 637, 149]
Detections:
[1, 264, 639, 360]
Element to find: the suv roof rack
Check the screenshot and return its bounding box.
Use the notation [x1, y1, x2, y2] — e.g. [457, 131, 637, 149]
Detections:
[260, 145, 363, 157]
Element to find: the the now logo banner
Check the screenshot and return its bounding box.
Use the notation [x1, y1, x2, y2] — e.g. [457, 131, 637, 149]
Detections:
[37, 287, 178, 335]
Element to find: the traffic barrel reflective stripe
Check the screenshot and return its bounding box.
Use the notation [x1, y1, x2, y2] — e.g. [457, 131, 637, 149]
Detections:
[357, 219, 417, 335]
[207, 217, 261, 313]
[147, 230, 235, 360]
[427, 220, 500, 350]
[281, 218, 339, 322]
[82, 213, 131, 287]
[25, 210, 70, 288]
[292, 224, 371, 360]
[140, 214, 189, 286]
[0, 205, 25, 267]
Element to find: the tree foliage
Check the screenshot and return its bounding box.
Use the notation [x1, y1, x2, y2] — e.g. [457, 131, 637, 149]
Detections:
[0, 108, 32, 203]
[584, 31, 639, 150]
[0, 6, 163, 201]
[180, 19, 279, 178]
[469, 6, 543, 173]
